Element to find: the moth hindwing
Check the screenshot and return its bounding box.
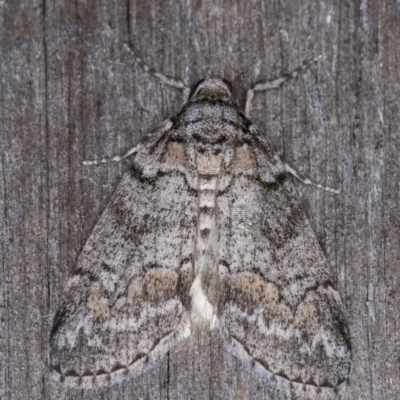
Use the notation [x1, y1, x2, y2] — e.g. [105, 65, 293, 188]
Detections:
[50, 78, 351, 396]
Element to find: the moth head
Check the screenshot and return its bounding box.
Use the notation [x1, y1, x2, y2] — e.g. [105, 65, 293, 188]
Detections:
[190, 79, 232, 102]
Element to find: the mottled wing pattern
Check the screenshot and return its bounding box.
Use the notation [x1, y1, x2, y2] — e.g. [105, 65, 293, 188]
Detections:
[219, 126, 351, 390]
[50, 124, 196, 387]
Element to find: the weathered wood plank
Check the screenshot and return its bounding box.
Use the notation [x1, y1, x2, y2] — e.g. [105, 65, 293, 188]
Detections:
[1, 0, 399, 399]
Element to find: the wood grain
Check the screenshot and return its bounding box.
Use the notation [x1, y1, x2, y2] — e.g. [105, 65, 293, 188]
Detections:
[1, 0, 399, 399]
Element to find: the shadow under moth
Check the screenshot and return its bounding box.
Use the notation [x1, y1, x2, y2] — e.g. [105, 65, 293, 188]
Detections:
[50, 53, 351, 399]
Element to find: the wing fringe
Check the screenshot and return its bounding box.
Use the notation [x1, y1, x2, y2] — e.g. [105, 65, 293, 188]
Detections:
[51, 319, 191, 388]
[218, 325, 348, 400]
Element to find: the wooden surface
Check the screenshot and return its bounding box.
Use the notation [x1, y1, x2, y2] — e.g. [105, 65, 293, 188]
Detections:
[1, 0, 399, 399]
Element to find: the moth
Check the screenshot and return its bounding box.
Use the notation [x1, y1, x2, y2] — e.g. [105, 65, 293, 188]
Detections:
[50, 50, 351, 398]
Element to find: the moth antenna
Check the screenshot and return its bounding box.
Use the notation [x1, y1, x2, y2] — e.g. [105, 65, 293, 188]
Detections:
[245, 55, 322, 118]
[124, 43, 190, 104]
[284, 163, 340, 194]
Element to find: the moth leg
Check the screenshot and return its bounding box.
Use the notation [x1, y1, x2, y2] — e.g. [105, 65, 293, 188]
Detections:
[82, 146, 139, 166]
[124, 44, 191, 104]
[83, 118, 174, 166]
[245, 55, 322, 118]
[284, 163, 340, 194]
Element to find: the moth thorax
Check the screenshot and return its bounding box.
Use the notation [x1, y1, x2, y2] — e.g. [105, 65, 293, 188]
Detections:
[190, 153, 222, 328]
[193, 131, 227, 156]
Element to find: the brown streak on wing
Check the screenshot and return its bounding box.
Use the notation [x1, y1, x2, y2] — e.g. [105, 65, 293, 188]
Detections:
[145, 269, 179, 303]
[86, 285, 110, 318]
[234, 144, 256, 169]
[164, 142, 187, 166]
